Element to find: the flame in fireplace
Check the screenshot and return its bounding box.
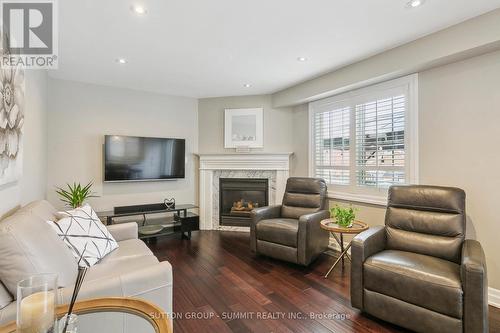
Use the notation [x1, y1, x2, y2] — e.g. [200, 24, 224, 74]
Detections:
[229, 199, 260, 216]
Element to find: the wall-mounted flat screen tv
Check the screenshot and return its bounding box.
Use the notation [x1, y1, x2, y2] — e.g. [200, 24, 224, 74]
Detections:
[104, 135, 185, 182]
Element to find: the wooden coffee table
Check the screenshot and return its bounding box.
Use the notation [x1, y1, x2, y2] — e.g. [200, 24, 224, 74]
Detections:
[320, 219, 369, 278]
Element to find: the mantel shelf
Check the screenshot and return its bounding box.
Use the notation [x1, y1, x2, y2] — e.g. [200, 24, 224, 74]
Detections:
[195, 152, 293, 157]
[197, 152, 293, 172]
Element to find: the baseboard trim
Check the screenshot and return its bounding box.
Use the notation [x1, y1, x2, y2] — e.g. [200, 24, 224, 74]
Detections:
[327, 238, 500, 308]
[217, 226, 250, 232]
[489, 287, 500, 308]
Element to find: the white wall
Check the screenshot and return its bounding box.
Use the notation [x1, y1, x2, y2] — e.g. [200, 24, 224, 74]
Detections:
[290, 104, 308, 177]
[292, 50, 500, 289]
[47, 79, 198, 211]
[0, 70, 48, 216]
[198, 95, 294, 154]
[419, 50, 500, 288]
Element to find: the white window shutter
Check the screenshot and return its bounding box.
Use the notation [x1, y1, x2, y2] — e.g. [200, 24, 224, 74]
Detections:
[355, 95, 406, 188]
[313, 106, 350, 185]
[309, 74, 418, 204]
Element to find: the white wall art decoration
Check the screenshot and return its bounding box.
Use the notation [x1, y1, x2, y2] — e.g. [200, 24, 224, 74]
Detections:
[224, 108, 263, 148]
[0, 60, 25, 186]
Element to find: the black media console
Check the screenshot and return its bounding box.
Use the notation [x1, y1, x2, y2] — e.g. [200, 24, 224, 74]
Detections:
[97, 203, 199, 240]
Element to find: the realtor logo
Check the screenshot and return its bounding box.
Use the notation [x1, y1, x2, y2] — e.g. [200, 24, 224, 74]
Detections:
[0, 0, 58, 68]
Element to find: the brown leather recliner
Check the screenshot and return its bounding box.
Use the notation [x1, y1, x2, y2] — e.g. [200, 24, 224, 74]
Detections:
[351, 185, 488, 333]
[250, 177, 330, 266]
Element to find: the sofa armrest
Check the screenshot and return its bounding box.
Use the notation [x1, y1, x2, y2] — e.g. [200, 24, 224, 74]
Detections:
[297, 210, 330, 265]
[250, 205, 282, 253]
[461, 239, 488, 333]
[107, 222, 138, 242]
[350, 225, 386, 309]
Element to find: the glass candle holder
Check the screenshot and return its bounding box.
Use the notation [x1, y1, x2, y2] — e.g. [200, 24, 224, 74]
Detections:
[17, 274, 58, 333]
[58, 313, 78, 333]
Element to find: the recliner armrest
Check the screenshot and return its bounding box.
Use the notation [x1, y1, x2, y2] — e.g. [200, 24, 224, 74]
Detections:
[250, 205, 282, 224]
[107, 222, 138, 242]
[297, 210, 330, 265]
[351, 225, 386, 309]
[298, 210, 330, 225]
[250, 205, 282, 253]
[352, 225, 386, 262]
[461, 239, 488, 333]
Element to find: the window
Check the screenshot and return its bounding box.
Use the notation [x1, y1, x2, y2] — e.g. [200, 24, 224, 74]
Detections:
[309, 75, 418, 205]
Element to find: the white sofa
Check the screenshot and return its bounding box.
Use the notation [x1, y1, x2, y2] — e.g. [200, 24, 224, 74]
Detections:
[0, 200, 173, 332]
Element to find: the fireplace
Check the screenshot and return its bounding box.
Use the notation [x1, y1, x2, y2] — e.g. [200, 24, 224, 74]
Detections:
[219, 178, 269, 227]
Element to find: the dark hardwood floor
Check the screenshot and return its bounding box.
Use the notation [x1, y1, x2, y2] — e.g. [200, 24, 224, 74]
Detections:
[148, 231, 500, 333]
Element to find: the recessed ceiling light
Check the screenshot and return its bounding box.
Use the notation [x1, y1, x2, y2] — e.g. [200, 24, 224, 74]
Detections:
[297, 57, 308, 62]
[407, 0, 424, 8]
[130, 4, 147, 15]
[115, 58, 127, 64]
[243, 83, 252, 88]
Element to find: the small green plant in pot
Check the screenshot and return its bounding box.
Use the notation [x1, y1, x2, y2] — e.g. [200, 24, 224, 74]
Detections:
[56, 182, 97, 208]
[330, 205, 357, 228]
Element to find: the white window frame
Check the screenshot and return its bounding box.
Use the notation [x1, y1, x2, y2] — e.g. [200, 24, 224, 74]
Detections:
[308, 74, 419, 206]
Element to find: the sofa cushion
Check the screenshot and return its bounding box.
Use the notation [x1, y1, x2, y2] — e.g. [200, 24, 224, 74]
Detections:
[0, 211, 78, 297]
[19, 200, 58, 221]
[85, 239, 156, 281]
[364, 250, 463, 318]
[86, 255, 159, 282]
[48, 204, 118, 267]
[256, 218, 298, 247]
[0, 282, 12, 310]
[0, 301, 16, 326]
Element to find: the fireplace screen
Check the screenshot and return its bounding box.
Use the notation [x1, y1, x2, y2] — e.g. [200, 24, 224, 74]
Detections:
[219, 178, 269, 227]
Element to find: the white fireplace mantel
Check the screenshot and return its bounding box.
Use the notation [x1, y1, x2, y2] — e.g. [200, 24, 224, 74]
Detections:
[198, 153, 292, 170]
[197, 153, 293, 230]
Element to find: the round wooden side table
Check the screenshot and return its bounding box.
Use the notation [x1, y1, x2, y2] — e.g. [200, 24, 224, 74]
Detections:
[320, 219, 369, 279]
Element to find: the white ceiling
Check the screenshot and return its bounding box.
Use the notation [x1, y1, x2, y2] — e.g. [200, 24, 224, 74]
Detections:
[49, 0, 500, 98]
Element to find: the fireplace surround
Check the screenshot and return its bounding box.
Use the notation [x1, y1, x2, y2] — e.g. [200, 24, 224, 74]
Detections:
[197, 153, 292, 230]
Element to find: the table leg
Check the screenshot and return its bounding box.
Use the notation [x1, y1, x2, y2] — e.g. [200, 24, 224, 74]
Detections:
[324, 241, 353, 279]
[340, 233, 345, 268]
[332, 233, 351, 262]
[332, 233, 341, 246]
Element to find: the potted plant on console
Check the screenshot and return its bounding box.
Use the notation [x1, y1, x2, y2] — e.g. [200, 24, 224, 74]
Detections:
[56, 182, 97, 208]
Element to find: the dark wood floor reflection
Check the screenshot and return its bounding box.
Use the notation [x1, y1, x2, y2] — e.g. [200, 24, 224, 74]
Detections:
[148, 231, 500, 333]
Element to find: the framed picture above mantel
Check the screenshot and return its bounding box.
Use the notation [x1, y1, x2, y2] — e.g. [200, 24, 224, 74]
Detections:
[224, 108, 263, 148]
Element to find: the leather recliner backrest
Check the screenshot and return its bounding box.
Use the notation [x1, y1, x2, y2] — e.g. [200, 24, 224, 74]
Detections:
[385, 185, 466, 263]
[281, 178, 327, 219]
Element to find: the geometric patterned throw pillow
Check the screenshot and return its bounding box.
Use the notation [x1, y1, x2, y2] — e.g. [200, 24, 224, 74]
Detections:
[47, 204, 118, 267]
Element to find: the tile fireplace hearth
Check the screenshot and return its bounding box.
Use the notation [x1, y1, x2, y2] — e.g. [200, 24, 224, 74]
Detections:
[197, 153, 292, 230]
